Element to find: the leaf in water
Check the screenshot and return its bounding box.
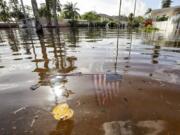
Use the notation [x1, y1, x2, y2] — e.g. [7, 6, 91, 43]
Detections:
[52, 103, 74, 121]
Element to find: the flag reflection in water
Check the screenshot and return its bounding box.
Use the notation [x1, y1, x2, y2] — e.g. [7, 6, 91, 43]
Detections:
[93, 73, 122, 106]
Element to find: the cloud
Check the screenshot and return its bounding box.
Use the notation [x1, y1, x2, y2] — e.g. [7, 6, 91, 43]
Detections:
[60, 0, 148, 16]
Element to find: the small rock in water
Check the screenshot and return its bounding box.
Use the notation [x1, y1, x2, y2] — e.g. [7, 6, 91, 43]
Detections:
[123, 97, 128, 102]
[176, 60, 180, 65]
[30, 84, 41, 91]
[12, 126, 16, 130]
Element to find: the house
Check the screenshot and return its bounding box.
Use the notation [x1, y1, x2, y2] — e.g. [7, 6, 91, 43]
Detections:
[149, 6, 180, 34]
[98, 14, 128, 27]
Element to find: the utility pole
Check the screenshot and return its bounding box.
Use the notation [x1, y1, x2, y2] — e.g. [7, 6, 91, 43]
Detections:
[134, 0, 137, 16]
[115, 0, 122, 73]
[118, 0, 122, 27]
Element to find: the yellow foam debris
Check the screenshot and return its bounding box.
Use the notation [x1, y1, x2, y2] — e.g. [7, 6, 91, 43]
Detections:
[52, 103, 74, 121]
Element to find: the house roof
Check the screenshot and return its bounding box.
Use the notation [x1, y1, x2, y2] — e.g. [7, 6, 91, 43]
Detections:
[151, 6, 180, 17]
[97, 14, 128, 21]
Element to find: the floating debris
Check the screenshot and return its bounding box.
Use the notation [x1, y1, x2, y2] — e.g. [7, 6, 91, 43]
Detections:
[30, 84, 41, 91]
[30, 115, 39, 128]
[13, 107, 26, 114]
[63, 89, 75, 98]
[52, 103, 74, 121]
[160, 82, 165, 87]
[76, 100, 81, 107]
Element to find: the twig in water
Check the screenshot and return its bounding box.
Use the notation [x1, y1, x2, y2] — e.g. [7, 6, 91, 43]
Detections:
[13, 107, 26, 114]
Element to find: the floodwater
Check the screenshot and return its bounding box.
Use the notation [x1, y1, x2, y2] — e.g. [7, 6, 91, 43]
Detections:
[0, 28, 180, 135]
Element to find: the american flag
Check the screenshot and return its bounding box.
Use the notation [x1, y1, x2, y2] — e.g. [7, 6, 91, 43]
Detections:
[93, 73, 122, 106]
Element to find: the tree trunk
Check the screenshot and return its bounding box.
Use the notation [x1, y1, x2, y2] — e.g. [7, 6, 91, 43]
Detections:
[52, 0, 59, 27]
[31, 0, 40, 21]
[31, 0, 43, 33]
[45, 0, 52, 26]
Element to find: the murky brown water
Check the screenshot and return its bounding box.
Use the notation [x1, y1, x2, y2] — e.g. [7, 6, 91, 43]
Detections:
[0, 28, 180, 135]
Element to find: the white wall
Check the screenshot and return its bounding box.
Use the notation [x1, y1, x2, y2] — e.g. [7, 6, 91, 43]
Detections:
[153, 16, 179, 34]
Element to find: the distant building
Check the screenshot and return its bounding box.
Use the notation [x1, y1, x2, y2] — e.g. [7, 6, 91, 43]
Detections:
[98, 13, 128, 27]
[149, 6, 180, 34]
[151, 6, 180, 19]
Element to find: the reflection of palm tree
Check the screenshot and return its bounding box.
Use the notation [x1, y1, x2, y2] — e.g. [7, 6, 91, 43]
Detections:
[85, 28, 102, 42]
[49, 29, 77, 73]
[20, 29, 32, 55]
[66, 28, 79, 46]
[6, 29, 19, 52]
[56, 29, 77, 73]
[38, 34, 50, 83]
[49, 120, 74, 135]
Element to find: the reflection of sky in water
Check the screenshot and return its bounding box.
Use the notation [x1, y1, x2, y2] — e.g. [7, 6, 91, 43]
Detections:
[103, 120, 166, 135]
[0, 28, 180, 92]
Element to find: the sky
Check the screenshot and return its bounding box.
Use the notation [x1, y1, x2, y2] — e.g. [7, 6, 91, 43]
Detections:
[20, 0, 180, 16]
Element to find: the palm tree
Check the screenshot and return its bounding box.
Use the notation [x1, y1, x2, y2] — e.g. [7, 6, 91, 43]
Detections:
[31, 0, 40, 19]
[41, 0, 61, 26]
[145, 8, 152, 15]
[52, 0, 58, 26]
[9, 0, 23, 20]
[45, 0, 52, 26]
[63, 2, 80, 20]
[162, 0, 173, 8]
[0, 0, 10, 22]
[128, 13, 134, 27]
